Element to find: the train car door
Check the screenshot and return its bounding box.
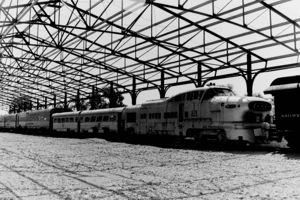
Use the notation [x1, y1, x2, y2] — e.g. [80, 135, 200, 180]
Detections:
[15, 114, 19, 129]
[77, 112, 82, 133]
[178, 103, 184, 136]
[117, 112, 123, 134]
[140, 107, 148, 135]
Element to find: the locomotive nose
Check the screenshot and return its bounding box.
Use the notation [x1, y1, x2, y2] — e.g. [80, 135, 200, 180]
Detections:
[248, 101, 272, 112]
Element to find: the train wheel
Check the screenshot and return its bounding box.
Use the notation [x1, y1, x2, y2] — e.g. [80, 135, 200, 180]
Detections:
[216, 131, 227, 149]
[194, 134, 204, 145]
[92, 127, 98, 134]
[285, 135, 300, 149]
[217, 132, 227, 144]
[287, 140, 300, 149]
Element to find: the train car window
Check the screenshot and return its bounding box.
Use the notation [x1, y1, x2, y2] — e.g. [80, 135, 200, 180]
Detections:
[164, 112, 178, 119]
[91, 116, 96, 122]
[149, 113, 156, 119]
[198, 91, 204, 99]
[127, 113, 136, 122]
[187, 92, 193, 101]
[193, 91, 199, 99]
[171, 93, 185, 102]
[96, 116, 102, 122]
[54, 118, 57, 123]
[173, 112, 178, 118]
[62, 118, 65, 123]
[58, 118, 61, 123]
[103, 116, 109, 121]
[85, 117, 90, 122]
[156, 113, 161, 119]
[140, 113, 147, 119]
[148, 113, 162, 119]
[75, 117, 78, 122]
[214, 88, 234, 96]
[110, 115, 117, 121]
[70, 118, 74, 122]
[202, 89, 216, 100]
[66, 118, 69, 123]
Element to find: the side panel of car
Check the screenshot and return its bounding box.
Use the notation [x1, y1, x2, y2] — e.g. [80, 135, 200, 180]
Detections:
[4, 114, 17, 129]
[123, 105, 141, 135]
[52, 108, 125, 135]
[0, 115, 5, 129]
[52, 112, 80, 133]
[17, 110, 52, 130]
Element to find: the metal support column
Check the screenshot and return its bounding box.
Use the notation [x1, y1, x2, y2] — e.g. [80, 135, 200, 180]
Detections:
[109, 82, 115, 108]
[246, 53, 253, 96]
[160, 70, 166, 98]
[91, 85, 95, 110]
[53, 94, 56, 108]
[37, 99, 40, 110]
[197, 62, 202, 87]
[45, 97, 47, 109]
[29, 100, 33, 110]
[64, 91, 68, 110]
[131, 76, 137, 105]
[76, 89, 80, 111]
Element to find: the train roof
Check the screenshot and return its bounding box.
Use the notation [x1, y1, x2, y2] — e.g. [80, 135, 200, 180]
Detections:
[0, 113, 16, 118]
[264, 75, 300, 94]
[52, 111, 81, 117]
[142, 85, 231, 105]
[123, 104, 142, 110]
[171, 85, 230, 96]
[17, 108, 54, 115]
[142, 98, 168, 105]
[52, 107, 125, 117]
[80, 107, 125, 115]
[0, 109, 56, 117]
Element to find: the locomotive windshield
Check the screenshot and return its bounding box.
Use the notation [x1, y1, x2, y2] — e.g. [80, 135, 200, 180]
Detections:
[202, 88, 235, 100]
[169, 87, 234, 102]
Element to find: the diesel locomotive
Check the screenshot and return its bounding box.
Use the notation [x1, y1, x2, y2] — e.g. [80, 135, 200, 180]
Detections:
[0, 85, 275, 144]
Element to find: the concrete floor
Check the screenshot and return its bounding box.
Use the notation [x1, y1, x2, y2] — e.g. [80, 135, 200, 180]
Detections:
[0, 132, 300, 200]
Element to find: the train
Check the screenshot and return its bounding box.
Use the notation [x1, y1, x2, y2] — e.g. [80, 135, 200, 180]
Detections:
[0, 85, 276, 145]
[265, 75, 300, 148]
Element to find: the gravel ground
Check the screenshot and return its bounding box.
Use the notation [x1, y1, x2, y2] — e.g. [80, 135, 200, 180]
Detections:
[0, 132, 300, 200]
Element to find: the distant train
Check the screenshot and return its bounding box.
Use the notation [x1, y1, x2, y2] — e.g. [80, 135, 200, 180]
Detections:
[0, 85, 276, 144]
[265, 75, 300, 148]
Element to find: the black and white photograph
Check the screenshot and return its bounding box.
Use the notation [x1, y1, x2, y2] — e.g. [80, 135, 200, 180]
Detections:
[0, 0, 300, 199]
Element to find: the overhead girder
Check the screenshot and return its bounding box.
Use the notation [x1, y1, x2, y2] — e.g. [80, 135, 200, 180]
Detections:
[33, 3, 160, 88]
[0, 35, 86, 98]
[0, 59, 68, 104]
[53, 1, 197, 83]
[45, 1, 198, 83]
[153, 1, 298, 54]
[55, 1, 239, 90]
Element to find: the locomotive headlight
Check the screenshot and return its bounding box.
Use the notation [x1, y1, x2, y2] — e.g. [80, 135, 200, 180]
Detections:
[248, 101, 272, 112]
[225, 104, 237, 109]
